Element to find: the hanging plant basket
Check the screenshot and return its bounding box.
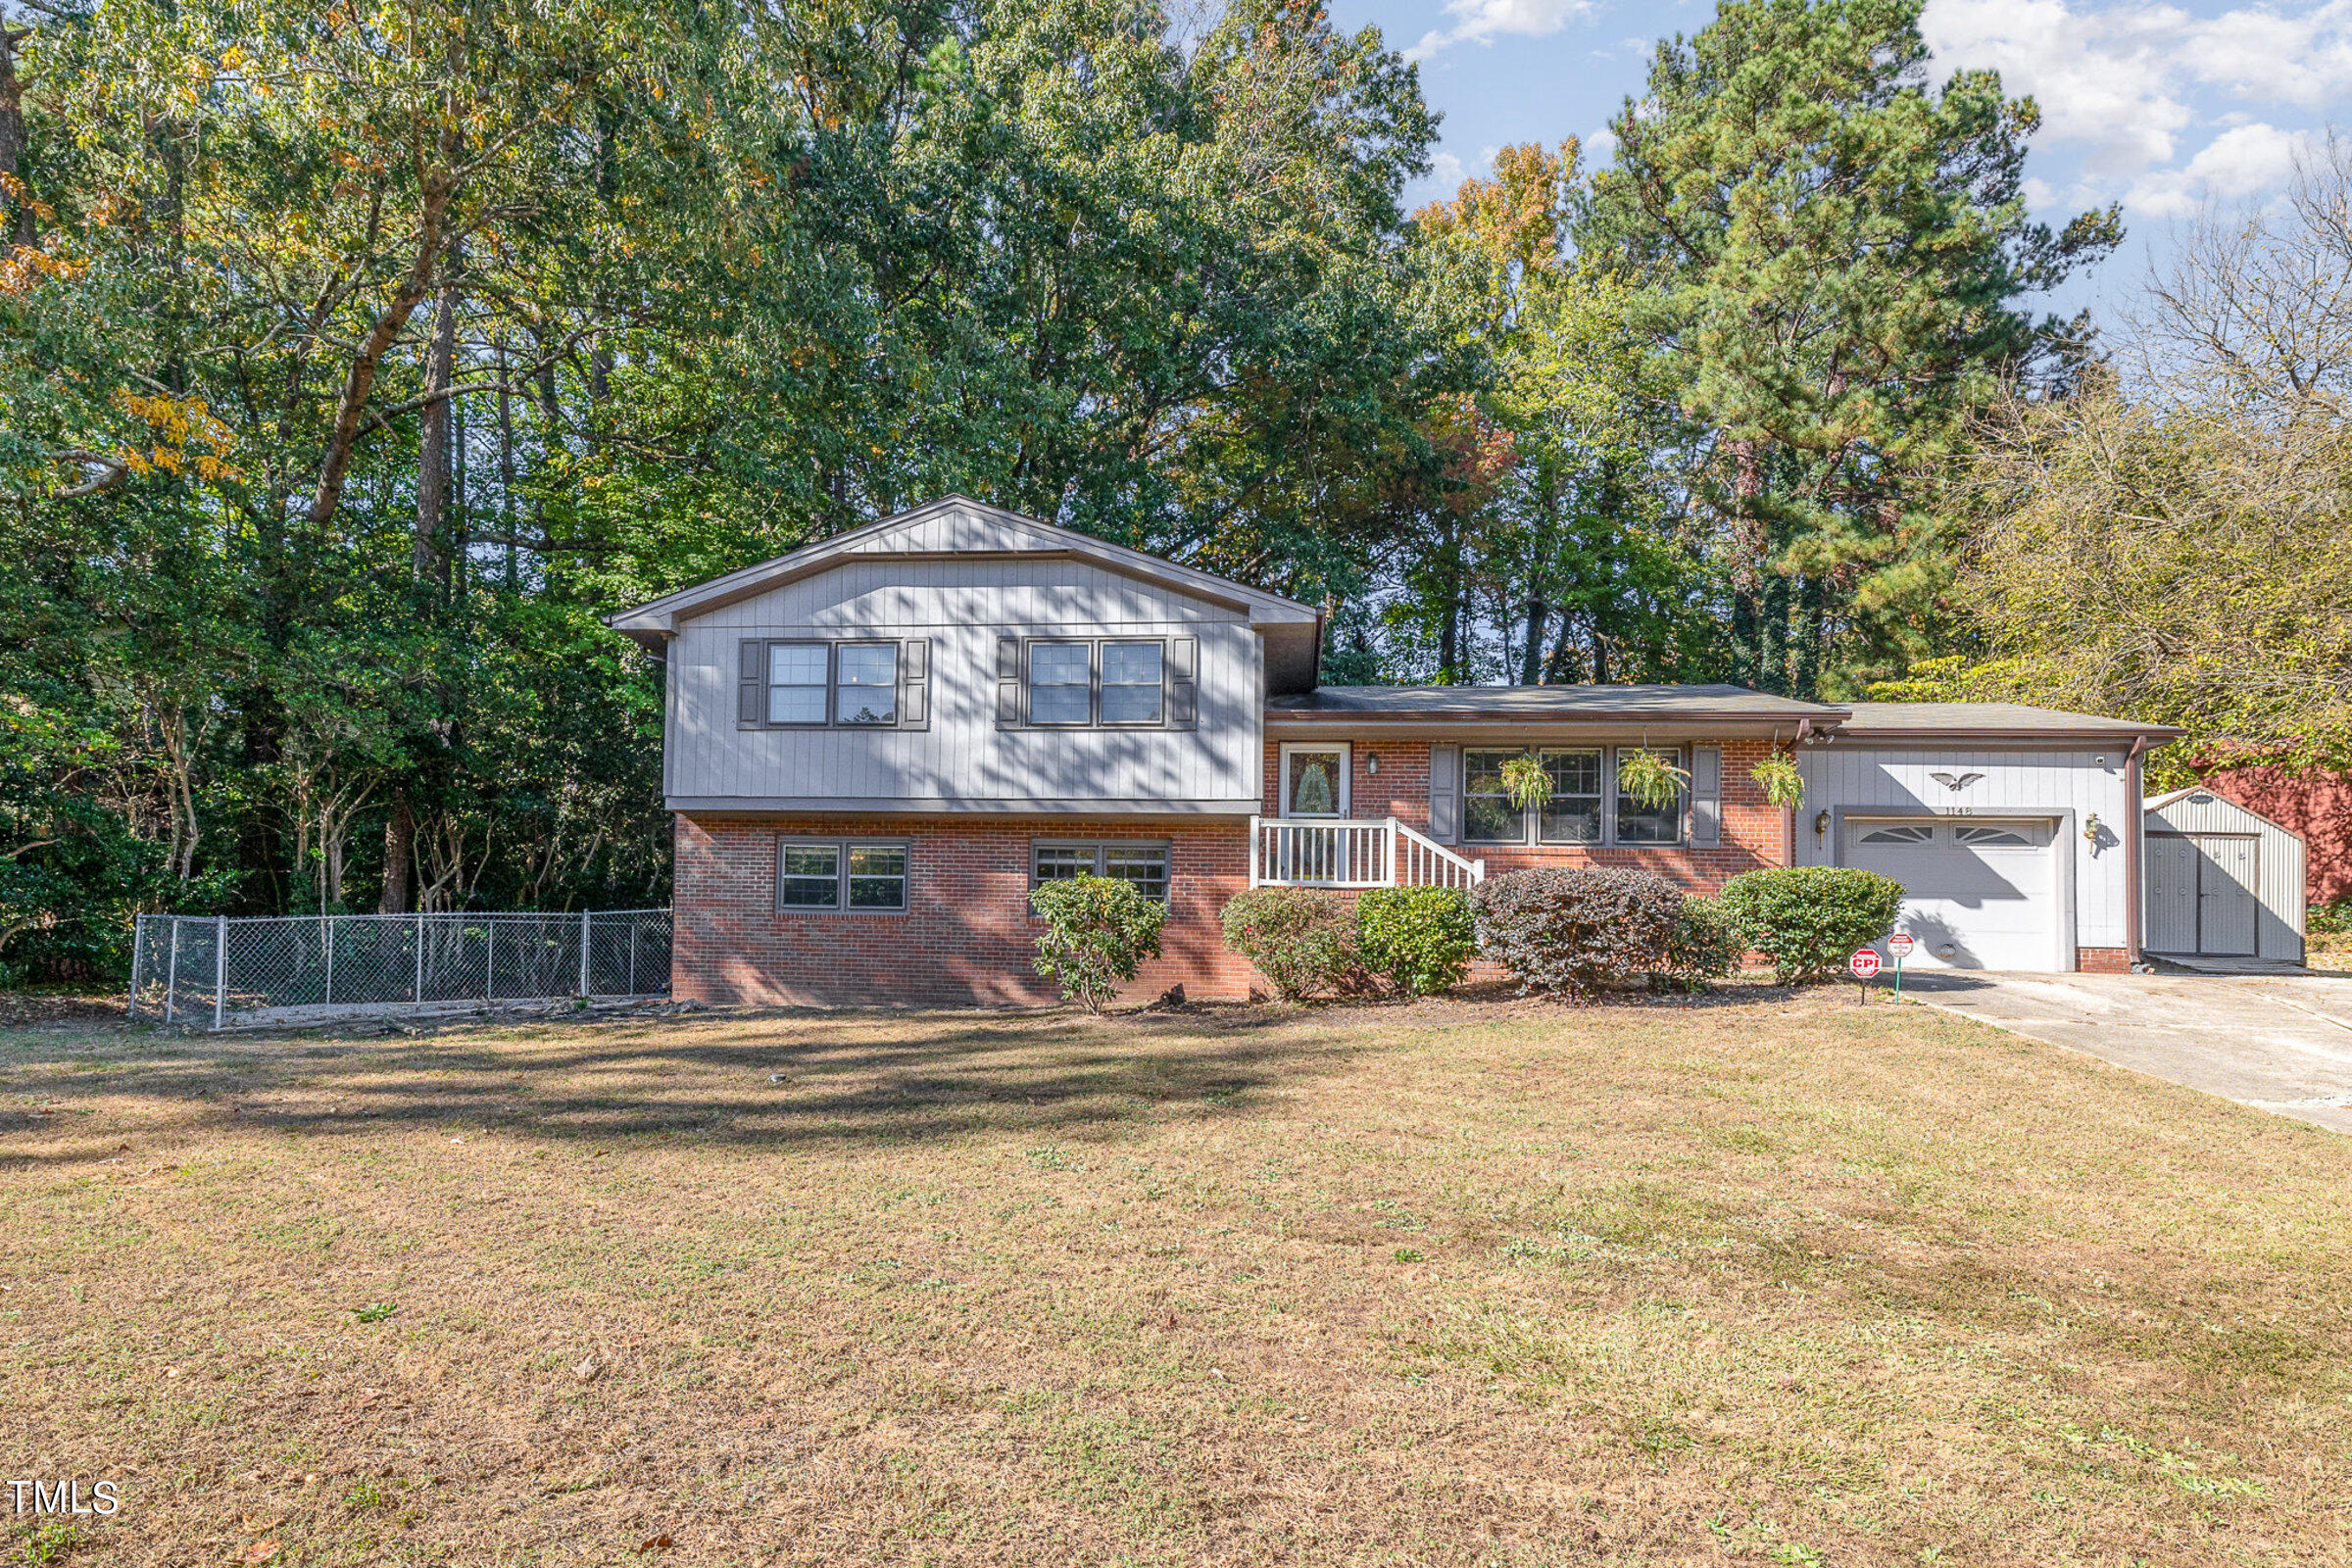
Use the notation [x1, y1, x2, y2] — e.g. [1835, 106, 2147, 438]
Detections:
[1617, 747, 1690, 809]
[1499, 753, 1551, 809]
[1751, 752, 1805, 810]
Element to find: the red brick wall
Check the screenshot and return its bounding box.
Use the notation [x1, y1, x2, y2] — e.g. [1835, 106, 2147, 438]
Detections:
[2193, 766, 2347, 903]
[1263, 737, 1788, 893]
[2077, 947, 2131, 974]
[672, 814, 1263, 1006]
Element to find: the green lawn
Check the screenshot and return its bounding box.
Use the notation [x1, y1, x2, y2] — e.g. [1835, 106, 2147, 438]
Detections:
[3, 986, 2346, 1565]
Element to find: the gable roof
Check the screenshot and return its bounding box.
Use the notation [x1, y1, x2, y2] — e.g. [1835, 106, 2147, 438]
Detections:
[607, 495, 1319, 638]
[2144, 785, 2299, 837]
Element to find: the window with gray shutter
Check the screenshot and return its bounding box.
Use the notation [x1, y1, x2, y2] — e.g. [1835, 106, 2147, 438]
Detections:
[737, 640, 762, 729]
[1690, 746, 1723, 847]
[996, 635, 1022, 728]
[1167, 637, 1198, 729]
[899, 637, 929, 730]
[1428, 744, 1460, 842]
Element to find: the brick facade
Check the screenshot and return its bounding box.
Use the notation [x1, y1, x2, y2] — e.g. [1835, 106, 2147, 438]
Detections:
[2077, 947, 2132, 974]
[1264, 736, 1788, 889]
[673, 813, 1263, 1005]
[673, 736, 1797, 1006]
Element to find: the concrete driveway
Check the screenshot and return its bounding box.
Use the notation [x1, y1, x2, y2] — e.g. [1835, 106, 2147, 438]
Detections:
[1906, 969, 2352, 1134]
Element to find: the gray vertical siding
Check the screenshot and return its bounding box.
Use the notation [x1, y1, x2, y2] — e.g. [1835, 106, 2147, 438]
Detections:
[666, 557, 1262, 808]
[2144, 791, 2307, 960]
[1796, 746, 2136, 949]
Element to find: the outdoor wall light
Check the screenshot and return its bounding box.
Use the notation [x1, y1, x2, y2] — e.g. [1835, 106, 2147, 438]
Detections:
[2082, 811, 2102, 842]
[1812, 810, 1831, 838]
[1364, 752, 1380, 776]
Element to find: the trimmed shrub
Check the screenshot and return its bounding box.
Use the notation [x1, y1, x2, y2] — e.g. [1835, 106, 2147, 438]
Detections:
[1029, 875, 1166, 1013]
[1220, 887, 1360, 1000]
[1357, 886, 1475, 997]
[1656, 895, 1745, 992]
[1469, 867, 1683, 998]
[1718, 866, 1905, 984]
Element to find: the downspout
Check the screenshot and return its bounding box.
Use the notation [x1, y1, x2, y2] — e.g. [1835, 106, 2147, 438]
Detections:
[2123, 734, 2151, 969]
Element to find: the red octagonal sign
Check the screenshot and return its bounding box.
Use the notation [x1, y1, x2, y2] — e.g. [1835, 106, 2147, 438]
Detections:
[1848, 949, 1884, 980]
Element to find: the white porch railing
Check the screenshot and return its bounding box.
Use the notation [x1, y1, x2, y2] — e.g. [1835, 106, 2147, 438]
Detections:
[1249, 816, 1485, 890]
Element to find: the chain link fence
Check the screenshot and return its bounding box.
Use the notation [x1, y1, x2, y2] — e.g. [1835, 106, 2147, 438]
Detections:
[126, 908, 671, 1029]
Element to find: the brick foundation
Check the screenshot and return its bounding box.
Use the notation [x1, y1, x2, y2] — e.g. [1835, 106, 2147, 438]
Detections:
[673, 813, 1264, 1006]
[672, 738, 1802, 1006]
[2077, 947, 2132, 974]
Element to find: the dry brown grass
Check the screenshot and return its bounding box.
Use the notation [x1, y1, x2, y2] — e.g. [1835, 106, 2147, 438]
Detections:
[3, 986, 2347, 1566]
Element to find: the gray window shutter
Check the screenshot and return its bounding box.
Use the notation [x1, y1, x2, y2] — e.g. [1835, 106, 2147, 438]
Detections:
[1690, 745, 1723, 847]
[996, 635, 1021, 728]
[1428, 744, 1460, 842]
[900, 638, 930, 730]
[737, 640, 763, 729]
[1167, 637, 1198, 729]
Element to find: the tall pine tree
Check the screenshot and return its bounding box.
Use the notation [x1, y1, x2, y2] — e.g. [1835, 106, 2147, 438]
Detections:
[1578, 0, 2119, 696]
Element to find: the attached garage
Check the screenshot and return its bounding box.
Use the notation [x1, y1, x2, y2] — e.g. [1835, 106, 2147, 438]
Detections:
[1843, 815, 2066, 970]
[2142, 788, 2306, 963]
[1797, 703, 2184, 973]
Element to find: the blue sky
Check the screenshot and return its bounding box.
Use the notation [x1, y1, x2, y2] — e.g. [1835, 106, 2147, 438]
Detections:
[1333, 0, 2349, 323]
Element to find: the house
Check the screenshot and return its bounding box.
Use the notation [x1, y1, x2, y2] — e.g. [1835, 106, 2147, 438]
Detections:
[608, 497, 2181, 1004]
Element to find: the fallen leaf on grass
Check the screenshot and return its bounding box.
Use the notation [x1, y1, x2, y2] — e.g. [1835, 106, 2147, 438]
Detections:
[236, 1540, 282, 1565]
[575, 1355, 600, 1382]
[636, 1533, 673, 1552]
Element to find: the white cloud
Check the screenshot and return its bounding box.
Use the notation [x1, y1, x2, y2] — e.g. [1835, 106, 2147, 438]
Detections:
[1407, 0, 1597, 62]
[1427, 151, 1467, 188]
[1584, 125, 1620, 167]
[2125, 122, 2313, 215]
[1919, 0, 2348, 212]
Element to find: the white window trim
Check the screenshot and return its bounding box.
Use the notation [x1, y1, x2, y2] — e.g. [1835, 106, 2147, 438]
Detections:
[1278, 742, 1351, 819]
[774, 837, 910, 913]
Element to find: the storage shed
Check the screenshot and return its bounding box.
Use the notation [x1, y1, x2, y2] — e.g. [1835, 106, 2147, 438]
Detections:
[2142, 787, 2306, 962]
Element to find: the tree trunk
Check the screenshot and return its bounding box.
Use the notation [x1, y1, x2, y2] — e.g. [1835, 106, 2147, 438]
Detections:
[414, 265, 460, 583]
[497, 338, 517, 588]
[1519, 598, 1548, 685]
[379, 789, 414, 913]
[0, 24, 34, 249]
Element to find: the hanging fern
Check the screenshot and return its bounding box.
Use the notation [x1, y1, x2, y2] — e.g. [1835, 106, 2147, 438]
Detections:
[1616, 748, 1690, 809]
[1498, 754, 1551, 809]
[1750, 753, 1805, 809]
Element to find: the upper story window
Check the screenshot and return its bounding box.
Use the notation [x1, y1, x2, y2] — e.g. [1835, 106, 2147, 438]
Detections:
[833, 643, 899, 725]
[738, 638, 928, 731]
[998, 635, 1196, 731]
[1463, 746, 1686, 846]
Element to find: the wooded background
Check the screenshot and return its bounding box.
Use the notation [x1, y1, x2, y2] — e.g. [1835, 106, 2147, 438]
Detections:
[2, 0, 2344, 980]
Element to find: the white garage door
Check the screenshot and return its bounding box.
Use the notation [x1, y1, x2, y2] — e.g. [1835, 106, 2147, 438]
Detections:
[1843, 817, 2058, 971]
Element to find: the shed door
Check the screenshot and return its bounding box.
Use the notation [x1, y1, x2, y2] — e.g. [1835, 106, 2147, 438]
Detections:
[2143, 837, 2199, 954]
[1844, 817, 2057, 970]
[2195, 836, 2259, 956]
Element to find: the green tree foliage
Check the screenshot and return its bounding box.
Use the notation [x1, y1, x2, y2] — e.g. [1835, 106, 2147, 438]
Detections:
[1391, 142, 1708, 685]
[1913, 142, 2352, 782]
[0, 0, 1454, 977]
[1578, 0, 2120, 697]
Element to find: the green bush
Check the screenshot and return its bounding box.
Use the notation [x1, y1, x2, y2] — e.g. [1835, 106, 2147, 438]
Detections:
[1356, 886, 1475, 996]
[1028, 875, 1166, 1013]
[1718, 866, 1905, 984]
[1655, 894, 1745, 992]
[1468, 867, 1683, 998]
[1220, 886, 1361, 1000]
[2309, 897, 2352, 936]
